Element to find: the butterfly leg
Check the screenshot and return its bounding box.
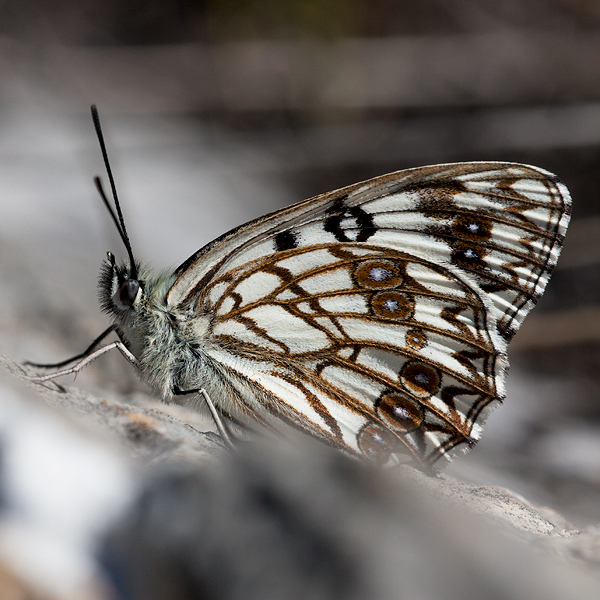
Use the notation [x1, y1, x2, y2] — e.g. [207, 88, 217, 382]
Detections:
[172, 385, 234, 448]
[24, 341, 140, 382]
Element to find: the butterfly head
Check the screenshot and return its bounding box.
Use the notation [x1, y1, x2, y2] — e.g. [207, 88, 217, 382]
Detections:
[98, 253, 176, 319]
[100, 251, 142, 312]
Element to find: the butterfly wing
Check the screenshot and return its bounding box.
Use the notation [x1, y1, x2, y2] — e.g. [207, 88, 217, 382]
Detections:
[168, 162, 571, 467]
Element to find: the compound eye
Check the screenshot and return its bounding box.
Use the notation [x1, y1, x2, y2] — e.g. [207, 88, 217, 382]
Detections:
[119, 279, 140, 306]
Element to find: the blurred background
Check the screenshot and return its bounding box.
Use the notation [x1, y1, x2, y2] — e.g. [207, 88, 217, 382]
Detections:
[2, 0, 600, 596]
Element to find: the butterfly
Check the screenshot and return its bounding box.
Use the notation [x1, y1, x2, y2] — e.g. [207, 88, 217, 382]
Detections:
[27, 106, 571, 469]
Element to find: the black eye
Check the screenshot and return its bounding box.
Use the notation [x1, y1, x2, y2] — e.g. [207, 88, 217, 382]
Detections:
[119, 279, 140, 306]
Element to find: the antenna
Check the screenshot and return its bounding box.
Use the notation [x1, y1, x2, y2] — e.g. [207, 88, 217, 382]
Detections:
[90, 105, 138, 280]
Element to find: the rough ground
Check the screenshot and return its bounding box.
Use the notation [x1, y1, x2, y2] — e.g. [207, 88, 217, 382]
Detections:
[2, 354, 600, 600]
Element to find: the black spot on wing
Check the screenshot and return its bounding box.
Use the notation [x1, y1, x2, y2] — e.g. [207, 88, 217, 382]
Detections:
[274, 230, 300, 252]
[497, 322, 517, 342]
[324, 196, 376, 243]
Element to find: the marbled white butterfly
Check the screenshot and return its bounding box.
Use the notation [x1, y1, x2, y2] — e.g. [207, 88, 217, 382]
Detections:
[27, 107, 571, 469]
